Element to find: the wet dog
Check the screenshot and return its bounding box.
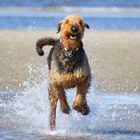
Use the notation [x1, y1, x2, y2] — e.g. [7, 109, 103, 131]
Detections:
[36, 15, 91, 130]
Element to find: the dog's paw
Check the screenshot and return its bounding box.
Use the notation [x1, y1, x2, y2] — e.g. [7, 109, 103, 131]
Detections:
[61, 107, 70, 114]
[73, 103, 90, 115]
[81, 104, 90, 115]
[61, 103, 70, 114]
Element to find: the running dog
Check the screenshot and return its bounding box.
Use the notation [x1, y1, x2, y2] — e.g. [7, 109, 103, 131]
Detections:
[36, 15, 91, 130]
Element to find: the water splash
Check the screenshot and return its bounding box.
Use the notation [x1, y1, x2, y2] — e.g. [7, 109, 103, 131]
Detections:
[0, 64, 140, 139]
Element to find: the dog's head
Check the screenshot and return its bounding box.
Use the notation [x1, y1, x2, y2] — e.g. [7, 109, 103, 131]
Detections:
[57, 15, 89, 52]
[57, 15, 89, 40]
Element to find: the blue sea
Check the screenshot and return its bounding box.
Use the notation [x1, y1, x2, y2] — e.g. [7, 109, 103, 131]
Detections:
[0, 0, 140, 29]
[0, 0, 140, 7]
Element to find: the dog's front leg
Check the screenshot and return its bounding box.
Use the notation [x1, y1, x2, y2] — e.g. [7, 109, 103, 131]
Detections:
[49, 100, 57, 131]
[73, 77, 90, 115]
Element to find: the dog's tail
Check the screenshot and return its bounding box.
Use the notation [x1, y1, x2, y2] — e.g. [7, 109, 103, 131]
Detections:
[36, 37, 57, 56]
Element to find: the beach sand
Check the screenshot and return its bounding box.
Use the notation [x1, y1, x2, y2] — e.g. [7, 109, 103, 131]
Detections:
[0, 29, 140, 94]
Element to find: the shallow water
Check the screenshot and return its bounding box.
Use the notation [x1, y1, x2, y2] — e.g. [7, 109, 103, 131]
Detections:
[1, 77, 140, 140]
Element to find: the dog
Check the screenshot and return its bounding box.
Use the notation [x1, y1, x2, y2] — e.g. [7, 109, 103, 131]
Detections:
[36, 15, 91, 130]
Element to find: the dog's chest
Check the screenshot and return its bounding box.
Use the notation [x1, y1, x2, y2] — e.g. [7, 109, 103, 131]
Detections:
[49, 69, 87, 88]
[55, 47, 84, 73]
[48, 42, 90, 88]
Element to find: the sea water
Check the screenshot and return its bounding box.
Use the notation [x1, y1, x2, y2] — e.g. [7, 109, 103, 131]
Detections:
[0, 0, 140, 30]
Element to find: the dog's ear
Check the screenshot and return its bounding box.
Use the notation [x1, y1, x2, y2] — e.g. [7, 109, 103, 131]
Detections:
[65, 19, 69, 24]
[57, 21, 62, 33]
[85, 23, 90, 29]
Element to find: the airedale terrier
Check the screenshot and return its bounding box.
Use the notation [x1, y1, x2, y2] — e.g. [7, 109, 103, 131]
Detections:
[36, 15, 91, 130]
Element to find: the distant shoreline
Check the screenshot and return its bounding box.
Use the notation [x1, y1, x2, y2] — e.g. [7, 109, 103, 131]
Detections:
[0, 7, 140, 30]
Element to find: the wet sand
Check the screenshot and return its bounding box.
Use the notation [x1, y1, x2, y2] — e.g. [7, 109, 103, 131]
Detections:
[0, 29, 140, 94]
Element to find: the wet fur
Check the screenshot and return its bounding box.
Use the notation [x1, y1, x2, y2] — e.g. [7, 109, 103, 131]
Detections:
[36, 15, 91, 130]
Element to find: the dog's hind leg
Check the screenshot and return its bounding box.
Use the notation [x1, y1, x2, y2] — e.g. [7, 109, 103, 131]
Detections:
[48, 84, 70, 130]
[48, 84, 58, 131]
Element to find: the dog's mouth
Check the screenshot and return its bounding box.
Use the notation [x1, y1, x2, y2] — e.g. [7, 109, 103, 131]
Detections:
[69, 34, 77, 40]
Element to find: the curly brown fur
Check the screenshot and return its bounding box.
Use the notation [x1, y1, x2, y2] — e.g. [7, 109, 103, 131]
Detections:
[36, 15, 91, 131]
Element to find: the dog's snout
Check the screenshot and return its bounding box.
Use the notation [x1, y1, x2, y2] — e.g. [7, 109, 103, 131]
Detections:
[71, 26, 78, 33]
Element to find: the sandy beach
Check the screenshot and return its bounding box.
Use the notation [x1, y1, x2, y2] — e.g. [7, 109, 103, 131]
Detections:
[0, 29, 140, 94]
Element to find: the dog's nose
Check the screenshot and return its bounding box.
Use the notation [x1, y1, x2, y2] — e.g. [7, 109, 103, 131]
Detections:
[71, 26, 78, 33]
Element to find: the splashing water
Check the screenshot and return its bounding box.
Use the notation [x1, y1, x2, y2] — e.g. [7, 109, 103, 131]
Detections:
[0, 64, 140, 139]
